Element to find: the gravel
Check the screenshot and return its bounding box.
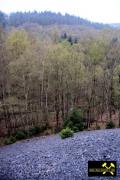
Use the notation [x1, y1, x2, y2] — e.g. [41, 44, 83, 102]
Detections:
[0, 129, 120, 180]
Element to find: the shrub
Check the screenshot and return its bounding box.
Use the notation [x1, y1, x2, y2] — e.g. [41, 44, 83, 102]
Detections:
[4, 136, 16, 145]
[63, 119, 73, 129]
[28, 126, 41, 136]
[22, 129, 29, 136]
[106, 121, 115, 129]
[10, 136, 16, 143]
[60, 127, 74, 139]
[4, 125, 48, 145]
[76, 123, 84, 131]
[15, 131, 27, 140]
[28, 125, 47, 136]
[64, 108, 84, 131]
[72, 126, 79, 132]
[34, 126, 41, 134]
[28, 127, 37, 136]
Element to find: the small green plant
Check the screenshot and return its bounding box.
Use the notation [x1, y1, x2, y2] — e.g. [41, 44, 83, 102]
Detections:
[27, 128, 34, 136]
[28, 125, 47, 136]
[4, 136, 16, 145]
[22, 129, 29, 136]
[63, 108, 84, 131]
[28, 126, 41, 136]
[72, 126, 79, 132]
[106, 121, 115, 129]
[28, 127, 37, 136]
[15, 131, 27, 140]
[75, 123, 84, 131]
[60, 127, 74, 139]
[4, 125, 48, 145]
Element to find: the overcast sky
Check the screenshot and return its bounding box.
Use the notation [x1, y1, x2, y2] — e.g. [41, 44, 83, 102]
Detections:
[0, 0, 120, 23]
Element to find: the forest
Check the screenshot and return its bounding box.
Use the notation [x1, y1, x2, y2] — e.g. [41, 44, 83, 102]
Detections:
[0, 11, 120, 141]
[0, 11, 109, 28]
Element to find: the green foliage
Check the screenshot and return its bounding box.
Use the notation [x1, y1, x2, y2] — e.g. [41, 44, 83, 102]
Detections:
[4, 136, 16, 145]
[1, 16, 120, 139]
[22, 129, 29, 136]
[61, 33, 78, 45]
[88, 40, 106, 65]
[28, 127, 40, 136]
[64, 108, 84, 132]
[15, 131, 27, 140]
[4, 125, 48, 145]
[106, 121, 115, 129]
[61, 32, 67, 39]
[72, 126, 79, 132]
[60, 127, 74, 139]
[7, 29, 29, 58]
[28, 125, 47, 136]
[16, 126, 47, 139]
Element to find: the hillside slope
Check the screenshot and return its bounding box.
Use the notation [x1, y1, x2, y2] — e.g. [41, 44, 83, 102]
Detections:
[0, 129, 120, 180]
[0, 11, 110, 29]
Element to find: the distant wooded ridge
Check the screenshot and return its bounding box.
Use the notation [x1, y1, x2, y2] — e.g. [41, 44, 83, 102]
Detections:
[0, 11, 110, 29]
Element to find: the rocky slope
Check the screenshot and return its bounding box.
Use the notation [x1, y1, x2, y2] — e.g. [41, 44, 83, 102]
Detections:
[0, 129, 120, 180]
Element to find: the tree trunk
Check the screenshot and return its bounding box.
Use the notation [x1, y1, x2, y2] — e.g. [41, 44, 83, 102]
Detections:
[55, 89, 60, 130]
[61, 90, 65, 121]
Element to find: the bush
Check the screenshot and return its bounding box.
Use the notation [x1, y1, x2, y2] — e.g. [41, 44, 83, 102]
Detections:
[72, 126, 79, 132]
[22, 129, 29, 136]
[4, 136, 16, 145]
[60, 127, 74, 139]
[28, 125, 47, 136]
[4, 125, 48, 145]
[64, 108, 84, 131]
[28, 127, 37, 136]
[75, 123, 84, 131]
[29, 126, 41, 136]
[106, 121, 115, 129]
[15, 131, 27, 140]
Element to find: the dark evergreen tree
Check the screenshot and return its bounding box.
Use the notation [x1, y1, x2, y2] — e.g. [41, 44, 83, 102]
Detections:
[74, 37, 78, 44]
[0, 11, 7, 28]
[61, 32, 67, 39]
[68, 36, 73, 45]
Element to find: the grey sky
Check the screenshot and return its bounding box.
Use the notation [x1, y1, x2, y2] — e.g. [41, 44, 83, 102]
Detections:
[0, 0, 120, 23]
